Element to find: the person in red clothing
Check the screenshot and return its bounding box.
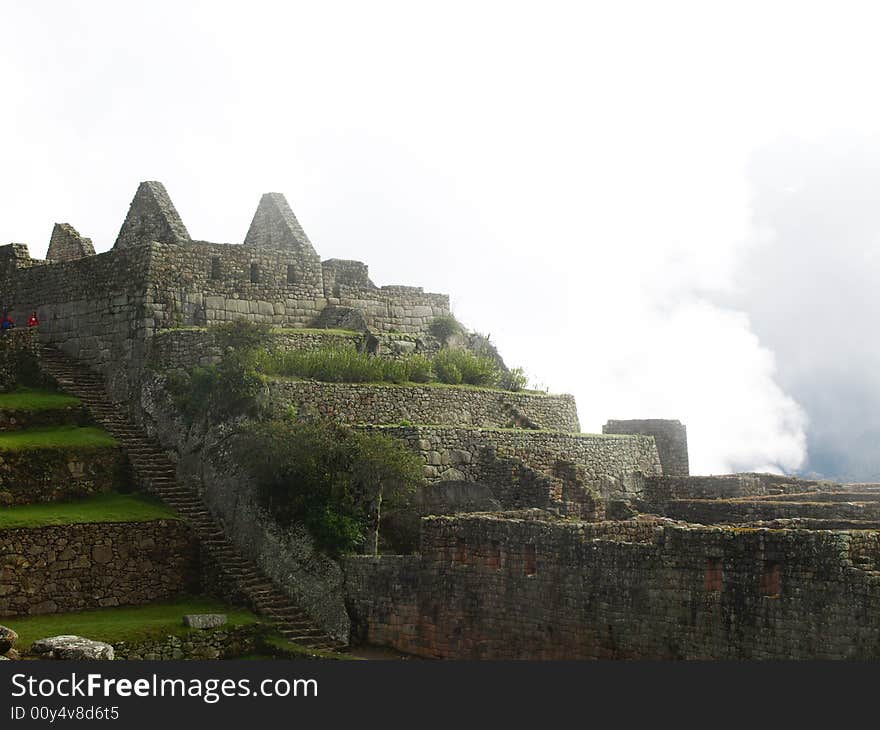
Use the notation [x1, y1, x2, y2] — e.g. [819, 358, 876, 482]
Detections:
[27, 311, 39, 328]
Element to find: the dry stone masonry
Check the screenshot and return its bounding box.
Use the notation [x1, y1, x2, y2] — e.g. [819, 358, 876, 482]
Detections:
[6, 180, 877, 660]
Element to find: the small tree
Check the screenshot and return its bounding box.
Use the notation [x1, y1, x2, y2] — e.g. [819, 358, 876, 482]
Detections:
[237, 419, 422, 554]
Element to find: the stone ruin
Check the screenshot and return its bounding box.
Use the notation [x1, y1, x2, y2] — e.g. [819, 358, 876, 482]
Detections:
[2, 181, 879, 660]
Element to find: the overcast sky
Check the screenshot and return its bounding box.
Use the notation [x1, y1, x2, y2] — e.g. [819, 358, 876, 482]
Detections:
[3, 1, 880, 477]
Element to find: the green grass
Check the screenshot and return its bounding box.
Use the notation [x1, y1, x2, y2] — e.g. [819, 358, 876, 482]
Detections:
[0, 493, 178, 529]
[6, 598, 261, 651]
[0, 426, 117, 451]
[0, 388, 80, 412]
[271, 327, 361, 337]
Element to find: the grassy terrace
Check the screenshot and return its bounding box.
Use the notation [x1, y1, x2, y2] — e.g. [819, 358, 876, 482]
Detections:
[0, 426, 117, 450]
[267, 375, 548, 395]
[0, 493, 178, 529]
[0, 388, 80, 411]
[6, 598, 260, 651]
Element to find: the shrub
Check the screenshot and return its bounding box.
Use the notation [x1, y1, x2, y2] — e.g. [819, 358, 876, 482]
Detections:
[499, 367, 529, 392]
[432, 348, 499, 386]
[405, 354, 433, 383]
[237, 420, 422, 554]
[428, 314, 463, 344]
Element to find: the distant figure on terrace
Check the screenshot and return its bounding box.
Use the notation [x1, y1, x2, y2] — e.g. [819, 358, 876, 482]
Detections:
[1, 314, 14, 331]
[27, 312, 39, 328]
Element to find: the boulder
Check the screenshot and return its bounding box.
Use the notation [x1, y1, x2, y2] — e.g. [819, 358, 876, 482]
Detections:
[183, 614, 227, 629]
[31, 636, 115, 660]
[0, 625, 18, 654]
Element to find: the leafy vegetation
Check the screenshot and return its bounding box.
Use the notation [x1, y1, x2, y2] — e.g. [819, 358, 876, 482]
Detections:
[167, 320, 273, 422]
[237, 419, 422, 554]
[0, 493, 178, 529]
[262, 343, 507, 388]
[427, 314, 464, 344]
[0, 426, 117, 451]
[0, 388, 80, 411]
[499, 367, 529, 392]
[7, 598, 259, 651]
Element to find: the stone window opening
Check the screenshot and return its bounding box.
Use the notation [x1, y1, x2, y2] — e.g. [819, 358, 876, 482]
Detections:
[250, 262, 260, 283]
[760, 560, 781, 598]
[287, 264, 298, 285]
[524, 544, 537, 576]
[454, 538, 467, 564]
[210, 256, 221, 280]
[487, 540, 501, 569]
[704, 558, 723, 592]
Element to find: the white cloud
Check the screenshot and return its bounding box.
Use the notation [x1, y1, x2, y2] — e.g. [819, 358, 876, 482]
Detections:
[6, 0, 880, 474]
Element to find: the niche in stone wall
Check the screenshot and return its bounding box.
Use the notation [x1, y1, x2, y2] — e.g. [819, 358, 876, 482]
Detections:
[454, 538, 467, 564]
[760, 560, 781, 598]
[211, 256, 221, 280]
[486, 540, 501, 569]
[524, 544, 537, 575]
[287, 264, 298, 285]
[250, 262, 260, 283]
[704, 558, 723, 592]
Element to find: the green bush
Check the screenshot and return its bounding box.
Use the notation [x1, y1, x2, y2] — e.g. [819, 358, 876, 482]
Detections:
[499, 367, 529, 392]
[405, 354, 433, 383]
[432, 348, 499, 386]
[167, 320, 269, 422]
[427, 314, 463, 344]
[237, 420, 422, 554]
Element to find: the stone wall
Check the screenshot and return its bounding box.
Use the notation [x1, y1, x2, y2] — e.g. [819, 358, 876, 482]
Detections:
[269, 381, 580, 431]
[603, 419, 689, 476]
[0, 520, 200, 616]
[0, 329, 41, 392]
[638, 473, 839, 512]
[134, 373, 352, 643]
[367, 425, 661, 498]
[345, 514, 880, 659]
[147, 327, 366, 370]
[322, 259, 449, 334]
[113, 624, 263, 660]
[661, 498, 880, 524]
[0, 445, 129, 506]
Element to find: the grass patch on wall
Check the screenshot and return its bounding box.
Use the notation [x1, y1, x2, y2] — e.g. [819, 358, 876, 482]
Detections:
[0, 493, 178, 529]
[0, 426, 117, 451]
[6, 598, 260, 651]
[0, 388, 80, 412]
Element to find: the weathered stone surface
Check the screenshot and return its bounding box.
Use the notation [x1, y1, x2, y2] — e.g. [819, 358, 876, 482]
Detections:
[183, 614, 227, 629]
[47, 223, 95, 262]
[0, 521, 200, 617]
[603, 419, 689, 476]
[31, 635, 115, 660]
[244, 192, 318, 260]
[114, 181, 190, 249]
[0, 625, 18, 654]
[113, 625, 260, 660]
[346, 513, 880, 660]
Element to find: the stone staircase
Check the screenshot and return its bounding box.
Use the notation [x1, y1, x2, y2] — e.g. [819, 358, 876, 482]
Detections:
[37, 345, 345, 653]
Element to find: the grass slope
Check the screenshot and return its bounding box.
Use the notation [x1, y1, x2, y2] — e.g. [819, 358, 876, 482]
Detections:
[0, 388, 80, 411]
[7, 598, 260, 650]
[0, 493, 178, 529]
[0, 425, 117, 450]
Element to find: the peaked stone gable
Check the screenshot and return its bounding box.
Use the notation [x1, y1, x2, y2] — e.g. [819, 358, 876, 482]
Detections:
[244, 192, 318, 259]
[47, 223, 96, 262]
[114, 181, 191, 248]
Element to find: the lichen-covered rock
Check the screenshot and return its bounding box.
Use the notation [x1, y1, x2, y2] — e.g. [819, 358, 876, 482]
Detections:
[183, 614, 227, 629]
[0, 625, 18, 654]
[31, 635, 115, 661]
